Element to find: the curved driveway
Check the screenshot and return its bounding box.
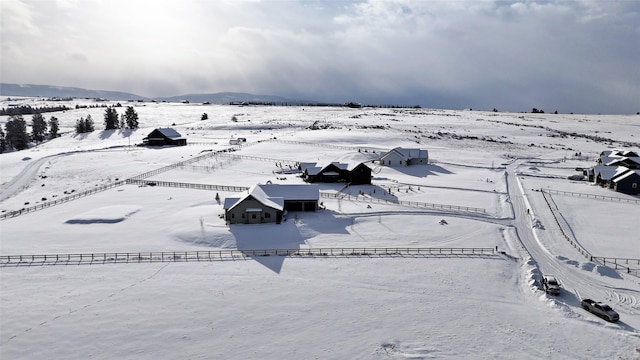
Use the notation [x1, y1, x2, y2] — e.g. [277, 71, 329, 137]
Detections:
[506, 160, 640, 331]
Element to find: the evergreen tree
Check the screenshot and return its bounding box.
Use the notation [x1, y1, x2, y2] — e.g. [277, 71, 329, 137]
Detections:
[0, 127, 7, 153]
[31, 113, 47, 143]
[84, 114, 95, 132]
[75, 117, 86, 134]
[104, 107, 119, 130]
[5, 115, 30, 150]
[48, 116, 60, 138]
[124, 106, 139, 129]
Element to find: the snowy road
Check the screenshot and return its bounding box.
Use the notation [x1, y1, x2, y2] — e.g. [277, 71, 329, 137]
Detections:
[506, 160, 640, 332]
[0, 155, 54, 203]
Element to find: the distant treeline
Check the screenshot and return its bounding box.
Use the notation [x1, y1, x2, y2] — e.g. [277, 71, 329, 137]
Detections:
[0, 105, 71, 116]
[228, 101, 421, 109]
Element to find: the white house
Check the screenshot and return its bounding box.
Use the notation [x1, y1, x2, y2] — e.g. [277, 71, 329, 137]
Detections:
[379, 147, 429, 166]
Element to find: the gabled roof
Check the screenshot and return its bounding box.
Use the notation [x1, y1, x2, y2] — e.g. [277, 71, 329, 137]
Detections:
[301, 161, 368, 174]
[611, 168, 640, 182]
[154, 128, 183, 139]
[298, 162, 317, 171]
[349, 162, 371, 171]
[224, 184, 319, 211]
[258, 183, 319, 200]
[594, 165, 627, 181]
[600, 149, 639, 159]
[603, 157, 640, 167]
[224, 184, 284, 212]
[382, 147, 428, 161]
[303, 166, 323, 176]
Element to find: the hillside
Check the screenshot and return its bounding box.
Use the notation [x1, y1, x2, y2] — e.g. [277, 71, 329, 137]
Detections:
[0, 83, 317, 105]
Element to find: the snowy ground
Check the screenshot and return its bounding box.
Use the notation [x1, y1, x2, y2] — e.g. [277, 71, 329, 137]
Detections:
[1, 99, 640, 359]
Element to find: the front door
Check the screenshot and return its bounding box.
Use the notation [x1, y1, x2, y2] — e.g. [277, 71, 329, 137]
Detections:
[248, 211, 262, 224]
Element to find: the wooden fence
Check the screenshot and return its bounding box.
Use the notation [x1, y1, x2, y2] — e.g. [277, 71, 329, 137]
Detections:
[126, 179, 248, 192]
[590, 256, 640, 277]
[541, 191, 639, 277]
[0, 247, 497, 267]
[542, 189, 640, 205]
[322, 193, 487, 214]
[0, 181, 127, 220]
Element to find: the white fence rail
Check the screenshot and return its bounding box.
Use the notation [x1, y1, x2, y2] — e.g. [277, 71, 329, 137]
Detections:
[542, 189, 640, 204]
[541, 191, 639, 278]
[0, 247, 497, 267]
[321, 193, 487, 214]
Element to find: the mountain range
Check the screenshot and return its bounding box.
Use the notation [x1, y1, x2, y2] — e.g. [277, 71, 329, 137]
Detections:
[0, 83, 319, 105]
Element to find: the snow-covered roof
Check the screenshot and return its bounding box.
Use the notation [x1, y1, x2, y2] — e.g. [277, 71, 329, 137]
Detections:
[224, 184, 319, 211]
[156, 128, 183, 139]
[612, 168, 640, 182]
[298, 162, 317, 171]
[593, 165, 626, 180]
[383, 147, 428, 161]
[301, 161, 368, 174]
[304, 166, 323, 176]
[603, 157, 640, 167]
[257, 183, 319, 200]
[224, 184, 284, 212]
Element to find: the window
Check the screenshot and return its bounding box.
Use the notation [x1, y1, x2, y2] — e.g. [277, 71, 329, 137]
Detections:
[633, 183, 637, 189]
[242, 213, 245, 218]
[231, 214, 235, 219]
[252, 213, 257, 219]
[265, 212, 271, 219]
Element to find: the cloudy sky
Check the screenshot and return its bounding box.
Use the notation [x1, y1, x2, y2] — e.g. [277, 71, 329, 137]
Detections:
[1, 0, 639, 113]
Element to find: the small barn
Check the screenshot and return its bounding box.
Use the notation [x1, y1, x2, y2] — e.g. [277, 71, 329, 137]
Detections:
[348, 162, 373, 185]
[611, 169, 640, 195]
[224, 184, 319, 224]
[142, 128, 187, 146]
[379, 147, 428, 166]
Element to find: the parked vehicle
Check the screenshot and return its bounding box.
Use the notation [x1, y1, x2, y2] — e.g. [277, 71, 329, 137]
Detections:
[581, 299, 619, 322]
[541, 274, 561, 295]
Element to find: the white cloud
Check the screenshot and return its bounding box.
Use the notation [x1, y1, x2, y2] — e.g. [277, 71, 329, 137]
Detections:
[0, 0, 40, 36]
[1, 0, 638, 113]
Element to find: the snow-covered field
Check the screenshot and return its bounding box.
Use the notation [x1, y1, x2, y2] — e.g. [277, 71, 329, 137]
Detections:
[1, 99, 639, 359]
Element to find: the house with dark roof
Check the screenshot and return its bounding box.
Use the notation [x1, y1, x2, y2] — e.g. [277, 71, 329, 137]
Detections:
[142, 128, 187, 146]
[379, 147, 428, 166]
[588, 148, 640, 195]
[299, 161, 372, 185]
[597, 149, 640, 169]
[593, 165, 627, 187]
[223, 184, 319, 224]
[611, 169, 640, 195]
[599, 149, 639, 159]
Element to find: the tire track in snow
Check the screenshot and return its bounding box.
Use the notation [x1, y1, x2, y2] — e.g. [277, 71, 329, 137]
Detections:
[508, 160, 640, 331]
[0, 155, 54, 202]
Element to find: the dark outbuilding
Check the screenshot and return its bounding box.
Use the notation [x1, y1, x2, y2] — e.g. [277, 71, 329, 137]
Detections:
[299, 161, 372, 185]
[142, 128, 187, 146]
[611, 169, 640, 195]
